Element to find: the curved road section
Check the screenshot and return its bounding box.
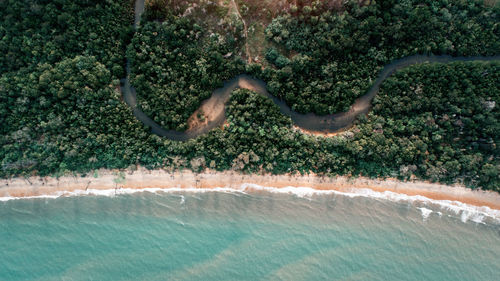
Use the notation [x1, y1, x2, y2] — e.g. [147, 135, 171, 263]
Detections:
[122, 0, 499, 141]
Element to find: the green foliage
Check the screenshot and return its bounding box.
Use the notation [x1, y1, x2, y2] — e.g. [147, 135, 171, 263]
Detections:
[0, 56, 158, 177]
[127, 19, 245, 130]
[207, 89, 298, 173]
[262, 0, 500, 114]
[185, 62, 500, 190]
[1, 0, 499, 193]
[357, 62, 500, 190]
[0, 0, 133, 78]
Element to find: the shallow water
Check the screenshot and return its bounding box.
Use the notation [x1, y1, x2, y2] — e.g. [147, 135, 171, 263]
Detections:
[1, 187, 499, 280]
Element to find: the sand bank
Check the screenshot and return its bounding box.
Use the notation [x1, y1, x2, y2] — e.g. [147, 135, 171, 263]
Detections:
[1, 168, 499, 210]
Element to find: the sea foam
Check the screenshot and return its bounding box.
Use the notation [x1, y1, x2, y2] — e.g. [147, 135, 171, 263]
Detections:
[417, 207, 433, 220]
[1, 184, 499, 224]
[241, 184, 500, 224]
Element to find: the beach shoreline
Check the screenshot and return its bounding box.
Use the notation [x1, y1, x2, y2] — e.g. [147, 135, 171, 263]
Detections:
[1, 168, 499, 210]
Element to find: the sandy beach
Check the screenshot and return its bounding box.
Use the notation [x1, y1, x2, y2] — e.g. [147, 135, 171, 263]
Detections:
[1, 168, 499, 210]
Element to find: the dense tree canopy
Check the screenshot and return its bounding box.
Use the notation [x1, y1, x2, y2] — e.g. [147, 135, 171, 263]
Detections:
[0, 0, 133, 78]
[127, 19, 245, 130]
[168, 62, 499, 191]
[358, 62, 500, 190]
[0, 56, 161, 177]
[261, 0, 500, 114]
[0, 0, 499, 192]
[0, 0, 148, 177]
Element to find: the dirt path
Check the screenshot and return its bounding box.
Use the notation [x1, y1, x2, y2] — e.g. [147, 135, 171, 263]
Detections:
[133, 0, 144, 27]
[231, 0, 251, 63]
[122, 0, 500, 141]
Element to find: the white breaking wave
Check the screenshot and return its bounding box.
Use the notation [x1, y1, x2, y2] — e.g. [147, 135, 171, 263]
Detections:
[418, 207, 433, 220]
[242, 184, 500, 224]
[1, 184, 499, 224]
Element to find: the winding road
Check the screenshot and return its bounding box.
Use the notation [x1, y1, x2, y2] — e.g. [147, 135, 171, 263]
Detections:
[121, 0, 500, 142]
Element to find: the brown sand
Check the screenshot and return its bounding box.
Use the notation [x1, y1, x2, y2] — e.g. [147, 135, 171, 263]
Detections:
[1, 168, 499, 210]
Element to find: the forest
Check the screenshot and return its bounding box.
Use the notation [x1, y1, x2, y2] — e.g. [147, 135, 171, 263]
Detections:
[0, 0, 133, 78]
[353, 62, 499, 190]
[127, 19, 245, 130]
[186, 62, 500, 190]
[0, 0, 499, 192]
[261, 0, 500, 114]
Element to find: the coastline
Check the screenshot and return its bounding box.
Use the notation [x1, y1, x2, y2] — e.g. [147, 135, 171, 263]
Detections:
[1, 168, 499, 211]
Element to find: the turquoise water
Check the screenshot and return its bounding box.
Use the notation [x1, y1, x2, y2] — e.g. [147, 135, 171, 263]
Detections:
[1, 189, 499, 280]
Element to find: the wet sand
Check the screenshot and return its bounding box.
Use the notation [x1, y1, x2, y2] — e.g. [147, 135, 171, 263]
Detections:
[1, 169, 499, 210]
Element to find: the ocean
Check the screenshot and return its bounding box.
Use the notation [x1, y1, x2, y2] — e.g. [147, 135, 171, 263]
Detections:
[1, 185, 499, 280]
